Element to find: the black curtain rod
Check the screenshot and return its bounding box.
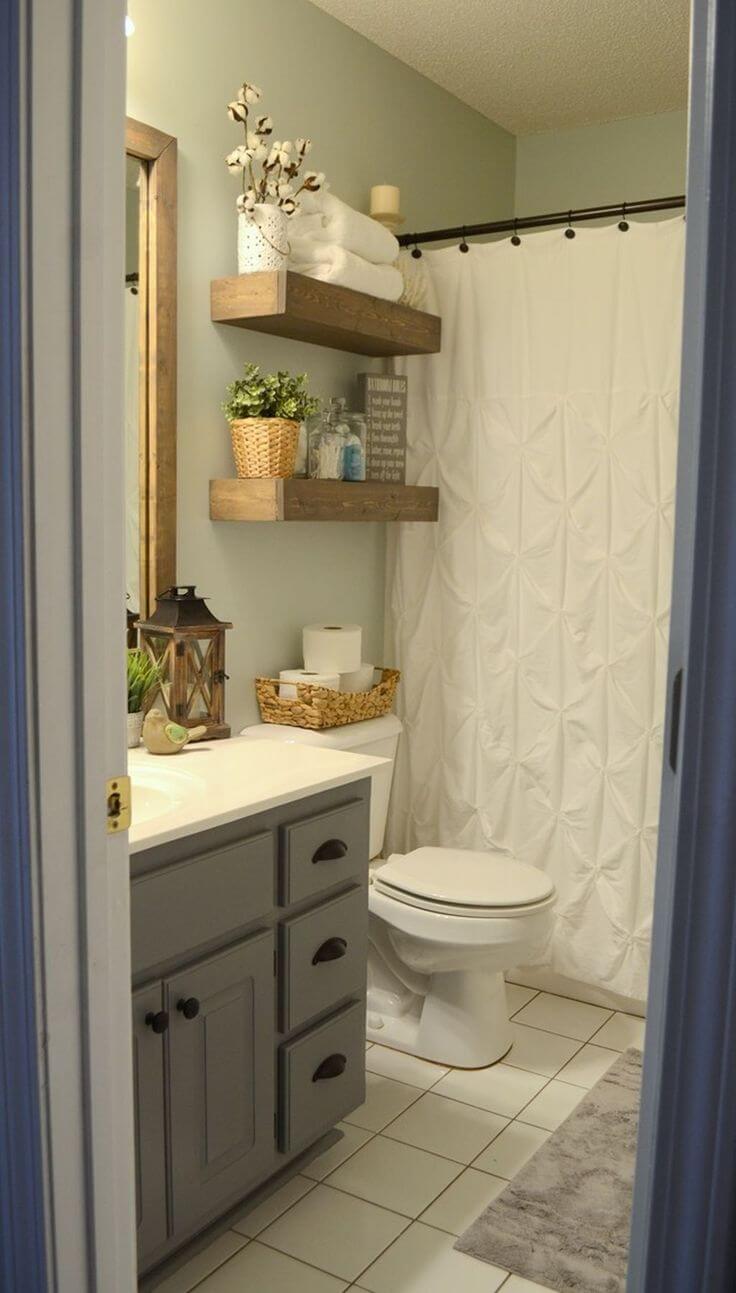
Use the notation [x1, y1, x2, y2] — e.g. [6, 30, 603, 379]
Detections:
[397, 194, 686, 248]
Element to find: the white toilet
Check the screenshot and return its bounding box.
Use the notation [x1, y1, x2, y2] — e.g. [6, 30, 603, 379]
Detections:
[241, 715, 556, 1068]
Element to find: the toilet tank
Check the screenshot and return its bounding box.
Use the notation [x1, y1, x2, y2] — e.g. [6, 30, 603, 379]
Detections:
[240, 714, 402, 859]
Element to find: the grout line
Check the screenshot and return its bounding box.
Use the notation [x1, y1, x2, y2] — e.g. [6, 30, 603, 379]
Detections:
[303, 1125, 379, 1182]
[349, 1218, 491, 1289]
[255, 1179, 411, 1282]
[585, 1012, 622, 1046]
[315, 1170, 448, 1220]
[507, 989, 541, 1017]
[232, 1176, 318, 1239]
[414, 1165, 501, 1236]
[378, 1124, 508, 1169]
[505, 1014, 616, 1043]
[173, 1232, 251, 1293]
[363, 1070, 450, 1095]
[347, 1080, 424, 1135]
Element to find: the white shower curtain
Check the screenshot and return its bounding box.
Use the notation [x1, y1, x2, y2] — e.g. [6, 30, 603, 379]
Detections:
[387, 219, 685, 1001]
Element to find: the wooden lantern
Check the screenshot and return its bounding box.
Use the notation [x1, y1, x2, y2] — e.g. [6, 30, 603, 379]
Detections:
[137, 586, 233, 740]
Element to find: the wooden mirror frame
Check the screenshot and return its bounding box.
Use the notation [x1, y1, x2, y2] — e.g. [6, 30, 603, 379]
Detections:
[125, 117, 177, 617]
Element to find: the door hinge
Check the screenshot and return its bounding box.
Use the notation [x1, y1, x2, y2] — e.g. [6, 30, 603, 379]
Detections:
[106, 775, 132, 833]
[273, 949, 278, 976]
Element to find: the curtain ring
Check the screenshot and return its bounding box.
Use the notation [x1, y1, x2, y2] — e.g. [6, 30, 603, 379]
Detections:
[459, 226, 470, 253]
[618, 202, 630, 232]
[411, 239, 423, 259]
[565, 210, 576, 239]
[511, 218, 521, 246]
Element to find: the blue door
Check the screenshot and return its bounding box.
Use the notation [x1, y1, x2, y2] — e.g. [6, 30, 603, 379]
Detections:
[628, 0, 736, 1289]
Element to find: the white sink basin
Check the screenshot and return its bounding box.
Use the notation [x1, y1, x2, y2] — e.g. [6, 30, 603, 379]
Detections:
[130, 763, 206, 828]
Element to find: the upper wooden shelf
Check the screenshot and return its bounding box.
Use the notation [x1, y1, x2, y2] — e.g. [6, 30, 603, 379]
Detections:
[210, 270, 441, 357]
[210, 478, 439, 523]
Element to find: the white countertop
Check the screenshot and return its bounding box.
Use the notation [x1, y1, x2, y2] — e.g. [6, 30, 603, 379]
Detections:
[128, 736, 386, 853]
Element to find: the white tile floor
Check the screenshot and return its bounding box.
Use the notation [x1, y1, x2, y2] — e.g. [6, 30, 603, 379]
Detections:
[151, 986, 644, 1293]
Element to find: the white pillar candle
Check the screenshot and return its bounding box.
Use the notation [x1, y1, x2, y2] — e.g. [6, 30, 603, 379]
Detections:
[370, 184, 401, 217]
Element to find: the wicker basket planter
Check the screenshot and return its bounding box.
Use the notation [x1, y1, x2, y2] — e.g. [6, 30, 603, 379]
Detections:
[229, 417, 299, 478]
[255, 667, 400, 731]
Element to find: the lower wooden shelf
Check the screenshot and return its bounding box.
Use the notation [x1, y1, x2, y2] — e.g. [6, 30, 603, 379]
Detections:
[209, 478, 439, 523]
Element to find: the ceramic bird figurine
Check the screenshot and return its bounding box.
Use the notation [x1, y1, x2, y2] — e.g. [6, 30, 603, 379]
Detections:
[142, 708, 208, 755]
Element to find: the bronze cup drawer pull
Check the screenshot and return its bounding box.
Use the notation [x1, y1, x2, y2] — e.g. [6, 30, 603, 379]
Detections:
[312, 936, 348, 966]
[312, 838, 348, 864]
[312, 1052, 347, 1082]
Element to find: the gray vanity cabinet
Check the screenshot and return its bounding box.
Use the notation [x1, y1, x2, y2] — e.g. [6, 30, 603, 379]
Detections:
[166, 930, 274, 1235]
[132, 778, 371, 1280]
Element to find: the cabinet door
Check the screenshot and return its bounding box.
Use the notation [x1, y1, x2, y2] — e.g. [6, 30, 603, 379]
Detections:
[166, 930, 275, 1237]
[132, 983, 168, 1265]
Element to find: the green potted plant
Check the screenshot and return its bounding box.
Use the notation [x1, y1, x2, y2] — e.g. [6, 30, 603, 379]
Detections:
[222, 362, 320, 478]
[127, 648, 161, 748]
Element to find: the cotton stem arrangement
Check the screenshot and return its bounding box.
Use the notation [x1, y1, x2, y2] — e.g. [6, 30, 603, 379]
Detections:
[225, 81, 326, 218]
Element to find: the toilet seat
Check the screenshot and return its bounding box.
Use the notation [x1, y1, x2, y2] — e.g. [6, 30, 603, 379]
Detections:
[373, 846, 555, 918]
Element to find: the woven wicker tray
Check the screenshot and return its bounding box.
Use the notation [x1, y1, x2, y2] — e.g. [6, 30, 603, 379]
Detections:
[255, 667, 400, 730]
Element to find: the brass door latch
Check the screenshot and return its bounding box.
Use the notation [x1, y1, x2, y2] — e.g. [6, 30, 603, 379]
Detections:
[106, 775, 131, 833]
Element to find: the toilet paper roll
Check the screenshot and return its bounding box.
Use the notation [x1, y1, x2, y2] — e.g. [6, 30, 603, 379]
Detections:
[340, 663, 377, 693]
[279, 668, 340, 699]
[303, 623, 362, 674]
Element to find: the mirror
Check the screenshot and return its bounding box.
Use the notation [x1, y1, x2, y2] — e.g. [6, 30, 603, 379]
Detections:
[125, 117, 177, 625]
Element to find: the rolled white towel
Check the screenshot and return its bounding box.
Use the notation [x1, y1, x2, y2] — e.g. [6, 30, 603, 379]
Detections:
[292, 191, 399, 266]
[289, 242, 403, 302]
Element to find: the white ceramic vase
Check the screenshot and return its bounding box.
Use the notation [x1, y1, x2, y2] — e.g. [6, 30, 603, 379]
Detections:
[238, 203, 289, 274]
[127, 711, 144, 749]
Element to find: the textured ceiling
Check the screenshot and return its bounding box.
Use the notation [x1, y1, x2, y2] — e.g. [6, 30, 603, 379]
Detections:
[307, 0, 690, 135]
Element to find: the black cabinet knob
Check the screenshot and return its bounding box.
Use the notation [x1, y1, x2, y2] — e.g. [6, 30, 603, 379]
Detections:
[176, 997, 200, 1020]
[312, 838, 348, 864]
[145, 1010, 169, 1035]
[312, 937, 348, 965]
[312, 1053, 347, 1082]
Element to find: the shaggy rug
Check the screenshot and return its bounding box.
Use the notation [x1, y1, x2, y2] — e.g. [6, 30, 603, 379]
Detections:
[455, 1047, 642, 1292]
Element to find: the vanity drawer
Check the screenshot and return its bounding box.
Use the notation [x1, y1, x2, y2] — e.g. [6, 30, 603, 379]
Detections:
[280, 799, 368, 905]
[131, 832, 274, 975]
[278, 1000, 365, 1154]
[280, 886, 368, 1032]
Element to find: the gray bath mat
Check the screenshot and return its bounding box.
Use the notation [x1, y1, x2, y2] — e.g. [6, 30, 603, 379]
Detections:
[456, 1047, 642, 1292]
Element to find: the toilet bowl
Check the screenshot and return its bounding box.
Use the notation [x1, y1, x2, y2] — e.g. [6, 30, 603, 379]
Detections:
[241, 714, 556, 1068]
[368, 847, 555, 1066]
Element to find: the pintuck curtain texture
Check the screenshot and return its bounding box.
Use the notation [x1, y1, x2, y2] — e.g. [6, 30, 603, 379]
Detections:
[387, 219, 686, 1000]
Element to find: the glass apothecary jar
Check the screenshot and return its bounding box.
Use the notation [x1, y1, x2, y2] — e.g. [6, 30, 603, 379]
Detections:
[307, 410, 345, 480]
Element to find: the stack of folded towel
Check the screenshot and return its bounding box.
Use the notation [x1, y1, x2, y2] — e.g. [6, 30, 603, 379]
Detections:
[288, 192, 403, 302]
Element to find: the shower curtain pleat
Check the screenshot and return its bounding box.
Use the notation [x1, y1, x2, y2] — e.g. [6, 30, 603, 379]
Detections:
[387, 219, 685, 1001]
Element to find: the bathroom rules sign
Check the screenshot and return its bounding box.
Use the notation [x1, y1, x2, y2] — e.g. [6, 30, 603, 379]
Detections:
[357, 373, 408, 483]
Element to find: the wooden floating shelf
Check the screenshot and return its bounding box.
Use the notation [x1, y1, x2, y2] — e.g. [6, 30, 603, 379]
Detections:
[210, 270, 441, 357]
[210, 478, 439, 523]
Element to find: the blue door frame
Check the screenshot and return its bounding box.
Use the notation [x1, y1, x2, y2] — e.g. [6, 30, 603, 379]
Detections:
[2, 1, 736, 1290]
[0, 0, 49, 1288]
[629, 0, 736, 1288]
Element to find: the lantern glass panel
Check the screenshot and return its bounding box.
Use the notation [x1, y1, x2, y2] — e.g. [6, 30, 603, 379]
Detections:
[144, 634, 173, 712]
[185, 637, 216, 721]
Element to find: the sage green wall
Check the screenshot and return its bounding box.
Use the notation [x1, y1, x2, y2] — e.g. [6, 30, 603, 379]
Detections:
[515, 110, 688, 214]
[126, 0, 515, 730]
